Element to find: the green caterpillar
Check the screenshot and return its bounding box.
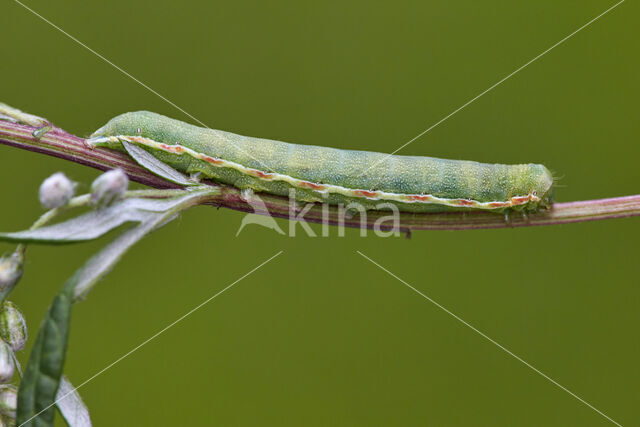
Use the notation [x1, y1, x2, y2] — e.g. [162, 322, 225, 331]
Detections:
[89, 111, 554, 213]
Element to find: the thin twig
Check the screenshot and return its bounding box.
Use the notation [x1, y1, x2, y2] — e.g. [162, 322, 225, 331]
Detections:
[1, 119, 638, 231]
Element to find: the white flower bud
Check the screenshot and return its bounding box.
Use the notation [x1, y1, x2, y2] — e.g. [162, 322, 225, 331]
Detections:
[91, 169, 129, 208]
[39, 172, 74, 209]
[0, 303, 26, 352]
[0, 253, 23, 295]
[0, 385, 17, 419]
[0, 342, 14, 384]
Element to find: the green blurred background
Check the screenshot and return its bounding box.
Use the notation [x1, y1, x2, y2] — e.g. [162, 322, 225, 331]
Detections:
[1, 1, 638, 425]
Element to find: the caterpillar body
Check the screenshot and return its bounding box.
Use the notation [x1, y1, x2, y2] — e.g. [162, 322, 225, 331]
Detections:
[90, 111, 554, 213]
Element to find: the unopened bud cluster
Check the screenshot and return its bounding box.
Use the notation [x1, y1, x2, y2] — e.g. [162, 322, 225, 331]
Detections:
[39, 172, 75, 209]
[0, 301, 26, 425]
[0, 253, 23, 298]
[91, 169, 129, 208]
[0, 386, 16, 421]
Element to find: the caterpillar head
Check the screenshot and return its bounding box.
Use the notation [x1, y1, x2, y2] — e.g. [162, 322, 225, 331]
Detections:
[530, 164, 554, 209]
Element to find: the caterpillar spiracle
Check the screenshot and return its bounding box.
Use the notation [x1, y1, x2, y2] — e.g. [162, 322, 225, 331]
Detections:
[90, 111, 554, 213]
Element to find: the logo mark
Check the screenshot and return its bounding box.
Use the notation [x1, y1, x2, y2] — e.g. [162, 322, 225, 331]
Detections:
[236, 189, 285, 236]
[236, 189, 401, 238]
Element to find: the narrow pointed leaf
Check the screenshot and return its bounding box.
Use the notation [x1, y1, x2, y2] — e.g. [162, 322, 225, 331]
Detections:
[0, 195, 198, 244]
[122, 141, 194, 186]
[17, 279, 74, 426]
[71, 211, 167, 301]
[55, 376, 92, 427]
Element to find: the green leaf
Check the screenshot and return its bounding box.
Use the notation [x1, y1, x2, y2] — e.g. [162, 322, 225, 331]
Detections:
[16, 277, 74, 426]
[122, 140, 195, 186]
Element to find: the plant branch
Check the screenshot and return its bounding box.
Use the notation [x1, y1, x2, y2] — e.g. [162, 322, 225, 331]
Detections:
[1, 119, 638, 232]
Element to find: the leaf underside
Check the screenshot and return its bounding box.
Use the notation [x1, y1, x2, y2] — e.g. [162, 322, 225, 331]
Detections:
[122, 140, 194, 186]
[56, 375, 92, 427]
[0, 195, 198, 245]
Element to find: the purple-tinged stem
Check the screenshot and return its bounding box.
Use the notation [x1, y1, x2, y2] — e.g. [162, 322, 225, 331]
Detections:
[1, 120, 638, 232]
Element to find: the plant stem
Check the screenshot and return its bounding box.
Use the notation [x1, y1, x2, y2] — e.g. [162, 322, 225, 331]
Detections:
[0, 120, 180, 189]
[1, 119, 639, 232]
